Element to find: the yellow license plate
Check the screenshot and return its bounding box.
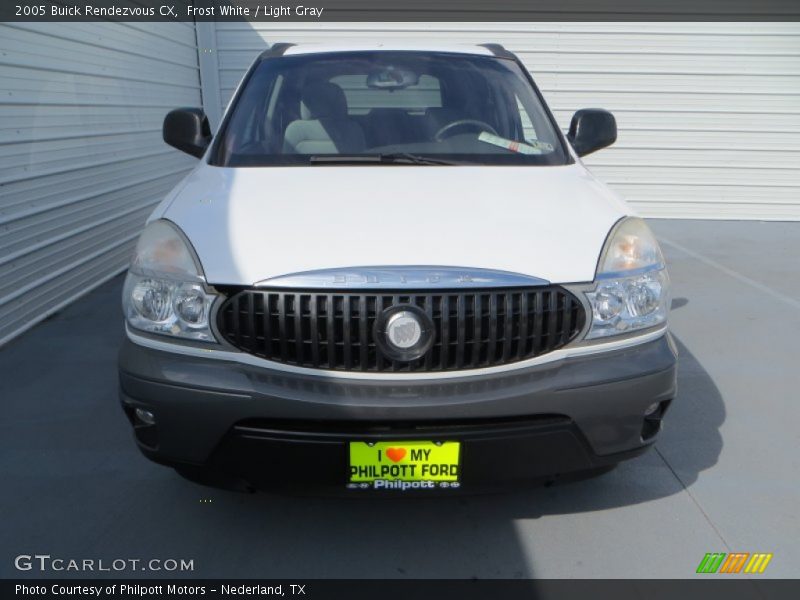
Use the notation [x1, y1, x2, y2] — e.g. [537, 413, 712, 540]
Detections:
[348, 441, 461, 490]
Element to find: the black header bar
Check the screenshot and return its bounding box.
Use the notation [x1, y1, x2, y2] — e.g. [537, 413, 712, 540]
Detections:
[4, 579, 800, 600]
[3, 0, 800, 22]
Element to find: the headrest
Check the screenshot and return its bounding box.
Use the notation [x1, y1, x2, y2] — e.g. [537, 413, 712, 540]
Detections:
[300, 82, 348, 120]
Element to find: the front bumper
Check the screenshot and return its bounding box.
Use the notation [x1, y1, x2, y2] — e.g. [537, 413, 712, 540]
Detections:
[119, 333, 677, 491]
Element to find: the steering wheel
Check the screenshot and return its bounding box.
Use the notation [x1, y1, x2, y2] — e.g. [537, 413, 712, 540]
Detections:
[434, 119, 498, 141]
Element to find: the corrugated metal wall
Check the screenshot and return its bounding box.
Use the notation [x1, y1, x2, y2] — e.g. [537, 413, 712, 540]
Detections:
[0, 23, 202, 346]
[201, 22, 800, 221]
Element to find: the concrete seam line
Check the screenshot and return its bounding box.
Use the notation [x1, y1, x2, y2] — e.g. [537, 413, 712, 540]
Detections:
[654, 445, 732, 553]
[659, 236, 800, 311]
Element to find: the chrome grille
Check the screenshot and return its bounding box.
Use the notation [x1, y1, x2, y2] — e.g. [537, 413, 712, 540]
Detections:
[217, 287, 585, 372]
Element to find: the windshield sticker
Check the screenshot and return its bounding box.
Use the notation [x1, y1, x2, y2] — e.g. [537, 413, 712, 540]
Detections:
[477, 132, 553, 155]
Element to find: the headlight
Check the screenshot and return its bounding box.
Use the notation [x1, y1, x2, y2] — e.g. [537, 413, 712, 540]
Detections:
[122, 220, 217, 342]
[585, 217, 670, 339]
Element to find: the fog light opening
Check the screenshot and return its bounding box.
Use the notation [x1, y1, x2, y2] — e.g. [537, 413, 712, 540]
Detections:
[135, 408, 156, 426]
[641, 399, 671, 441]
[644, 401, 661, 417]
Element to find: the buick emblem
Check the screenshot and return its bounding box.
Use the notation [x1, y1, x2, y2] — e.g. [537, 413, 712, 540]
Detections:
[374, 305, 434, 361]
[386, 312, 422, 349]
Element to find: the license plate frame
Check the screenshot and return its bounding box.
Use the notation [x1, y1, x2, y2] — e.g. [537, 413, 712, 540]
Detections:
[347, 440, 461, 490]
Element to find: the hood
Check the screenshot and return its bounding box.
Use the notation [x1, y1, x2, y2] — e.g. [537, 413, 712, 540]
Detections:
[157, 164, 630, 286]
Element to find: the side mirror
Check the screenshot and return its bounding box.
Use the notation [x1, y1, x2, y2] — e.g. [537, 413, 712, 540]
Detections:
[567, 109, 617, 157]
[163, 108, 211, 158]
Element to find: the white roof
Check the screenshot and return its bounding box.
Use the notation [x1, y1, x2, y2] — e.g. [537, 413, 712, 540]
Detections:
[281, 43, 496, 57]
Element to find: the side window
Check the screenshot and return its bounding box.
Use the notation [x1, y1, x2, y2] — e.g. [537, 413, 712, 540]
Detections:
[516, 95, 538, 143]
[330, 74, 442, 114]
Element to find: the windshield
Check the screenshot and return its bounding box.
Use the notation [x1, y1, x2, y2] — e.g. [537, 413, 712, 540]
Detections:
[211, 51, 570, 166]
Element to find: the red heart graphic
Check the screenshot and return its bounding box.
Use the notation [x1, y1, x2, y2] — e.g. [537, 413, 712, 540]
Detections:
[386, 447, 406, 463]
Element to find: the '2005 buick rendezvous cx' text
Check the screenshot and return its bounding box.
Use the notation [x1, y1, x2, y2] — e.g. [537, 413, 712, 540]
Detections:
[118, 43, 677, 493]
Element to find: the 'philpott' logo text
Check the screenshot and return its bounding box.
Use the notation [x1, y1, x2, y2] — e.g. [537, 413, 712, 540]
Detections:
[14, 554, 194, 572]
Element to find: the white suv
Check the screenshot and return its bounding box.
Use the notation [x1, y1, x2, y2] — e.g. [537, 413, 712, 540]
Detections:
[118, 43, 676, 493]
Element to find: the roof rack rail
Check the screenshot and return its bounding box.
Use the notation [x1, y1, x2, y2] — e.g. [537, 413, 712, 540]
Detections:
[260, 43, 295, 59]
[479, 43, 515, 59]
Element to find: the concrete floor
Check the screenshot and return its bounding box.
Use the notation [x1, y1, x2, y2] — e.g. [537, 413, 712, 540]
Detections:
[0, 219, 798, 579]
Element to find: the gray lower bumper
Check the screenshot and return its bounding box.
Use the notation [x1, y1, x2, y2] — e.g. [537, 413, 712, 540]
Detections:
[118, 333, 678, 467]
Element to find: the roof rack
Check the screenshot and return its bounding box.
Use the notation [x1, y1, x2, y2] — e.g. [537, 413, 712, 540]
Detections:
[259, 43, 295, 59]
[479, 43, 516, 59]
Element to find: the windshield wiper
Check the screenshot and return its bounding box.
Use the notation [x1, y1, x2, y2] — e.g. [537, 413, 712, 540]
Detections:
[308, 153, 459, 165]
[378, 153, 460, 165]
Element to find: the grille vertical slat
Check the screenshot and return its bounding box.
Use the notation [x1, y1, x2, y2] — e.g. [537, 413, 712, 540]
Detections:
[472, 293, 483, 367]
[278, 293, 288, 362]
[245, 292, 255, 353]
[310, 294, 320, 366]
[294, 294, 304, 365]
[455, 294, 466, 368]
[547, 291, 559, 350]
[440, 294, 450, 369]
[219, 286, 584, 373]
[262, 294, 272, 358]
[326, 294, 336, 368]
[532, 291, 544, 354]
[359, 295, 368, 371]
[488, 293, 498, 363]
[518, 292, 529, 360]
[342, 295, 352, 370]
[256, 294, 263, 355]
[502, 292, 513, 362]
[423, 295, 434, 371]
[376, 295, 385, 371]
